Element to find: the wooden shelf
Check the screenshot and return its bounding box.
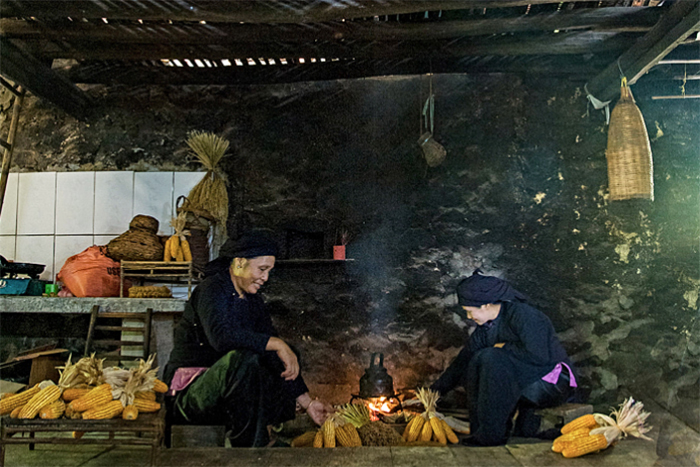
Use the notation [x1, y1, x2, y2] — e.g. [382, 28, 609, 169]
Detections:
[276, 259, 355, 265]
[119, 261, 195, 298]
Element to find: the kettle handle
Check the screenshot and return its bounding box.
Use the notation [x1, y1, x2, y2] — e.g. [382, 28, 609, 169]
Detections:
[369, 352, 384, 367]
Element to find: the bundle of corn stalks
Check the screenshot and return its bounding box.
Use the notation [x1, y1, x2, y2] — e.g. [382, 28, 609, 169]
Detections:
[113, 354, 162, 420]
[552, 397, 652, 458]
[164, 212, 192, 263]
[181, 131, 229, 253]
[403, 388, 459, 445]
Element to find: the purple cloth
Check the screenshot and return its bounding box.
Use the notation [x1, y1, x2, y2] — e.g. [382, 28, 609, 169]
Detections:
[168, 367, 209, 396]
[542, 362, 577, 387]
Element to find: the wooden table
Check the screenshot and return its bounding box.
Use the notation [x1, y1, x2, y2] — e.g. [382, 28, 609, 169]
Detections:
[1, 408, 165, 467]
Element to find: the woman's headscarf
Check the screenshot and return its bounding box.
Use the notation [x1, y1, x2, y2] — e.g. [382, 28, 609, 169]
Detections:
[456, 269, 528, 306]
[203, 230, 279, 277]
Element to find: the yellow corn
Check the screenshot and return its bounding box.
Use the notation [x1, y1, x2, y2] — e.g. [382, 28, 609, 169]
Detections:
[322, 419, 336, 448]
[62, 388, 92, 402]
[0, 385, 40, 415]
[133, 398, 161, 413]
[441, 419, 459, 444]
[135, 390, 156, 401]
[407, 415, 425, 442]
[163, 237, 173, 262]
[291, 431, 317, 447]
[10, 406, 23, 418]
[561, 414, 598, 434]
[429, 415, 447, 445]
[555, 427, 595, 444]
[344, 423, 362, 446]
[72, 431, 85, 440]
[335, 424, 355, 447]
[0, 393, 11, 400]
[69, 384, 112, 412]
[420, 416, 433, 441]
[403, 415, 418, 440]
[181, 238, 193, 262]
[19, 385, 62, 419]
[122, 405, 139, 420]
[562, 433, 609, 458]
[313, 430, 323, 448]
[170, 235, 181, 261]
[82, 400, 124, 420]
[39, 399, 66, 419]
[152, 379, 168, 394]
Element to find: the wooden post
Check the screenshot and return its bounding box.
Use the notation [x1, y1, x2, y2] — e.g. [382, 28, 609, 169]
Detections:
[0, 85, 24, 218]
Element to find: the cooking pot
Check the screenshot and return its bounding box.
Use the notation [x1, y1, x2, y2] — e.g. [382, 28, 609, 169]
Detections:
[0, 255, 45, 279]
[359, 352, 394, 398]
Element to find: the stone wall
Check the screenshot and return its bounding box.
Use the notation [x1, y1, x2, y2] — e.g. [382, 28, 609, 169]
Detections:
[5, 74, 699, 428]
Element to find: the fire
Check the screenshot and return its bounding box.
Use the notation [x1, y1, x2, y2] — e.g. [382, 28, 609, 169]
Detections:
[367, 396, 396, 421]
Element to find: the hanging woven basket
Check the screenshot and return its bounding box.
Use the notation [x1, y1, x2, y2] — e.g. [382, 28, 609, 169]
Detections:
[605, 79, 654, 201]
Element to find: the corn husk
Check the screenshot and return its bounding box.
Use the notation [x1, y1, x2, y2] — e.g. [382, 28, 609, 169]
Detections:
[113, 354, 158, 406]
[590, 397, 652, 446]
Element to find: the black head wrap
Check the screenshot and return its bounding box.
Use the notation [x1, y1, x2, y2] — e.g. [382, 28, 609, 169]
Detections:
[222, 231, 279, 259]
[456, 269, 528, 306]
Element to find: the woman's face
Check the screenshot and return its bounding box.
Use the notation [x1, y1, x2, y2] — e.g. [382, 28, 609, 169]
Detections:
[231, 256, 276, 295]
[462, 304, 499, 326]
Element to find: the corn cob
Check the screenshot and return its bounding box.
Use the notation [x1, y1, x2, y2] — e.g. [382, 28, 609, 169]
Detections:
[313, 430, 323, 448]
[65, 404, 82, 419]
[420, 416, 433, 441]
[163, 237, 173, 262]
[82, 400, 124, 420]
[429, 415, 447, 445]
[69, 384, 112, 412]
[135, 390, 156, 401]
[335, 424, 355, 447]
[441, 419, 459, 444]
[407, 415, 425, 442]
[344, 423, 362, 446]
[561, 414, 598, 434]
[152, 379, 168, 393]
[562, 433, 609, 458]
[62, 388, 92, 402]
[39, 399, 66, 419]
[181, 238, 193, 262]
[552, 427, 594, 453]
[322, 419, 336, 448]
[1, 393, 11, 400]
[403, 415, 418, 440]
[291, 431, 318, 447]
[0, 385, 40, 415]
[72, 431, 85, 440]
[133, 398, 161, 413]
[10, 406, 23, 418]
[19, 384, 62, 419]
[170, 235, 181, 261]
[122, 405, 139, 420]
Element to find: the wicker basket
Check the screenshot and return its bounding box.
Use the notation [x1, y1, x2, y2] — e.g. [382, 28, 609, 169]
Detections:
[129, 215, 159, 234]
[176, 196, 212, 272]
[606, 82, 654, 201]
[107, 228, 164, 262]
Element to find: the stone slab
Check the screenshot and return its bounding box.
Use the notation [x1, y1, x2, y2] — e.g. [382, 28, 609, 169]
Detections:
[170, 425, 226, 448]
[0, 296, 186, 314]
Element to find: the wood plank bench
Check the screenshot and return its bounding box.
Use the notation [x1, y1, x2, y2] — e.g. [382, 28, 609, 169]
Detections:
[0, 407, 165, 467]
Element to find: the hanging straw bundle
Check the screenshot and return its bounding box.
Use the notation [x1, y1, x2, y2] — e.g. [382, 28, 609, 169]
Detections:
[605, 78, 654, 201]
[181, 131, 229, 251]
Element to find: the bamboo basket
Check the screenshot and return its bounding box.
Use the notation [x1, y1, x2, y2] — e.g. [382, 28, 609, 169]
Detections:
[418, 132, 446, 167]
[605, 80, 654, 201]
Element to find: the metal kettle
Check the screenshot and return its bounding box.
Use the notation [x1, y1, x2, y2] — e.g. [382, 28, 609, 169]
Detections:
[359, 352, 394, 398]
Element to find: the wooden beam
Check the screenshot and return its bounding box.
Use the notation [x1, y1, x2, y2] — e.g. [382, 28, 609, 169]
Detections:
[0, 0, 604, 24]
[65, 54, 611, 85]
[14, 30, 635, 61]
[0, 85, 23, 219]
[0, 7, 662, 44]
[585, 0, 700, 104]
[0, 38, 90, 118]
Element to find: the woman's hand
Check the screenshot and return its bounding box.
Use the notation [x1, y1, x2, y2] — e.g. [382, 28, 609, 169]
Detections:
[307, 400, 334, 426]
[266, 337, 300, 380]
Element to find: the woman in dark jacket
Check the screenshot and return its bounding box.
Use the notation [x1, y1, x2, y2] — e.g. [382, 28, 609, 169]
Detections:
[432, 270, 577, 446]
[164, 232, 331, 446]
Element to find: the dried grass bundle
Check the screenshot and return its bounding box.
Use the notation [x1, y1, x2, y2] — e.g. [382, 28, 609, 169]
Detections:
[181, 131, 229, 238]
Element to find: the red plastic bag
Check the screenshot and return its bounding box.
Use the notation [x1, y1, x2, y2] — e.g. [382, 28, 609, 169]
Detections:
[57, 246, 128, 297]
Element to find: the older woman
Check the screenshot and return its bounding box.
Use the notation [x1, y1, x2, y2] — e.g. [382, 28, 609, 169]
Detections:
[164, 232, 331, 447]
[431, 270, 577, 446]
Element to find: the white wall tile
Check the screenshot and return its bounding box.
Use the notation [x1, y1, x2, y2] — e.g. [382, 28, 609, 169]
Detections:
[56, 172, 95, 235]
[0, 173, 19, 235]
[16, 172, 56, 235]
[134, 172, 174, 235]
[16, 235, 54, 281]
[94, 171, 133, 235]
[54, 236, 94, 279]
[94, 235, 118, 246]
[0, 236, 15, 260]
[173, 172, 205, 211]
